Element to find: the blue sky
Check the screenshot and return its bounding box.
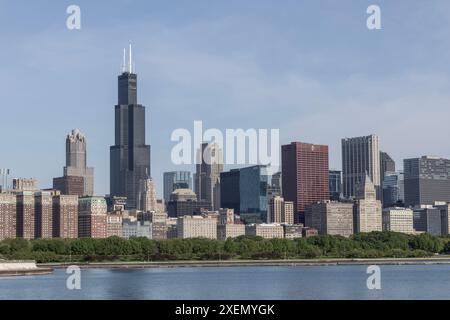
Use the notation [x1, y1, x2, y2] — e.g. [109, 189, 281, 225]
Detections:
[1, 0, 450, 197]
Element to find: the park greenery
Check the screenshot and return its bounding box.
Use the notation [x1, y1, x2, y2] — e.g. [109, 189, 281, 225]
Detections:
[0, 232, 450, 263]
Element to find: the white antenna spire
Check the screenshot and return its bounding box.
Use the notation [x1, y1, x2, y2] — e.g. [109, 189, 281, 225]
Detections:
[122, 48, 126, 73]
[129, 43, 132, 74]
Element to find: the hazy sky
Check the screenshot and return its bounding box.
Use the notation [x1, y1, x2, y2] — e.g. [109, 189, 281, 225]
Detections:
[1, 0, 450, 197]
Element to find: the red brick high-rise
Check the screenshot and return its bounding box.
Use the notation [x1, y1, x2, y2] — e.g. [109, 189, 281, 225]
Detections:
[282, 142, 329, 224]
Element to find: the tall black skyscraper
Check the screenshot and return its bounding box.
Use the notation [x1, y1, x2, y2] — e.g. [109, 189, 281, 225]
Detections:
[110, 46, 151, 209]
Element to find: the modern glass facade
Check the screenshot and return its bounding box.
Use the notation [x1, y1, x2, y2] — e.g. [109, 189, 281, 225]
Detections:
[239, 165, 268, 223]
[220, 169, 240, 214]
[329, 170, 342, 201]
[163, 171, 192, 202]
[382, 171, 404, 207]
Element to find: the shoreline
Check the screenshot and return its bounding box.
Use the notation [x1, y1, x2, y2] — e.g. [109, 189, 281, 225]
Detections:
[39, 256, 450, 269]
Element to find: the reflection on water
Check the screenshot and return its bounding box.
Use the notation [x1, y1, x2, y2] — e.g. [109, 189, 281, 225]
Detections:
[0, 265, 449, 300]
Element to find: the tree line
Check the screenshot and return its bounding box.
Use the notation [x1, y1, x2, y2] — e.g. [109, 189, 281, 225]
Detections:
[0, 232, 450, 263]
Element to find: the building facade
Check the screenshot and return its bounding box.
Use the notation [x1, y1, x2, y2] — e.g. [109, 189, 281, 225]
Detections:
[282, 142, 329, 224]
[382, 208, 414, 234]
[239, 165, 269, 223]
[163, 171, 192, 203]
[53, 129, 94, 197]
[404, 156, 450, 207]
[78, 196, 108, 238]
[382, 171, 404, 208]
[53, 194, 78, 238]
[245, 224, 284, 239]
[329, 170, 342, 201]
[306, 201, 354, 237]
[194, 142, 223, 211]
[220, 169, 240, 214]
[177, 215, 217, 239]
[0, 193, 16, 240]
[342, 134, 381, 200]
[354, 175, 382, 234]
[268, 196, 294, 225]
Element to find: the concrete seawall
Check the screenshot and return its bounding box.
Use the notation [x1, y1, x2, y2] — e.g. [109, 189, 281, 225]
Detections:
[0, 260, 53, 276]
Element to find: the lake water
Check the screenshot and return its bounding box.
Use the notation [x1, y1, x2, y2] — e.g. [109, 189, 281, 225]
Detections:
[1, 265, 450, 300]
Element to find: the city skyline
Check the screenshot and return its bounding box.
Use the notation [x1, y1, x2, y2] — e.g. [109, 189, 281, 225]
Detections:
[2, 1, 450, 197]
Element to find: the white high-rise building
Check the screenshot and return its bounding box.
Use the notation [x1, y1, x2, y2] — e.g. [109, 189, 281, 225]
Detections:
[139, 178, 157, 212]
[382, 207, 414, 234]
[355, 175, 382, 233]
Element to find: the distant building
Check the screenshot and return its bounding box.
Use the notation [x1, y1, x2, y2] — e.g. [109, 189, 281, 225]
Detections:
[382, 208, 414, 234]
[413, 206, 442, 236]
[167, 189, 211, 217]
[52, 194, 78, 239]
[13, 178, 38, 192]
[217, 224, 246, 240]
[195, 142, 223, 211]
[177, 215, 217, 239]
[239, 165, 269, 223]
[283, 224, 303, 239]
[78, 196, 107, 238]
[34, 191, 53, 239]
[245, 224, 284, 239]
[163, 171, 192, 203]
[106, 212, 123, 237]
[342, 135, 381, 200]
[282, 142, 329, 224]
[302, 227, 318, 238]
[219, 208, 235, 225]
[382, 171, 404, 208]
[220, 169, 240, 214]
[404, 156, 450, 207]
[122, 219, 152, 239]
[16, 191, 35, 239]
[306, 201, 353, 237]
[354, 175, 382, 234]
[110, 51, 151, 210]
[329, 170, 342, 201]
[53, 129, 94, 196]
[380, 151, 396, 185]
[436, 203, 450, 236]
[0, 193, 16, 240]
[138, 178, 157, 212]
[268, 196, 294, 224]
[0, 169, 11, 191]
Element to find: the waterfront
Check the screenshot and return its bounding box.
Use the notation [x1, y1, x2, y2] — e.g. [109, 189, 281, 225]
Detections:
[1, 265, 450, 300]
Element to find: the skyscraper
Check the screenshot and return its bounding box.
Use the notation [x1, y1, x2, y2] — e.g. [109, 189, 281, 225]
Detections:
[163, 171, 192, 203]
[53, 129, 94, 196]
[239, 165, 269, 223]
[220, 169, 240, 214]
[354, 175, 382, 234]
[329, 170, 342, 201]
[342, 134, 381, 200]
[404, 156, 450, 207]
[282, 142, 329, 224]
[382, 171, 404, 207]
[138, 178, 157, 212]
[380, 151, 395, 184]
[110, 46, 151, 209]
[194, 142, 223, 210]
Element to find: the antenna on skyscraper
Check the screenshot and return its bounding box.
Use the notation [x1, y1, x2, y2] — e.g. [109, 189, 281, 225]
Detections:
[129, 43, 133, 74]
[122, 48, 126, 73]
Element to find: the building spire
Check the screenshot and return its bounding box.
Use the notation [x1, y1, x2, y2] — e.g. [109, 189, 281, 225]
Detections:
[122, 48, 126, 73]
[129, 43, 133, 74]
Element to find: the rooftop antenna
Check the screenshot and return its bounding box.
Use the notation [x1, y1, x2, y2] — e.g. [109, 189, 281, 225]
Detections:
[129, 43, 132, 74]
[122, 48, 126, 73]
